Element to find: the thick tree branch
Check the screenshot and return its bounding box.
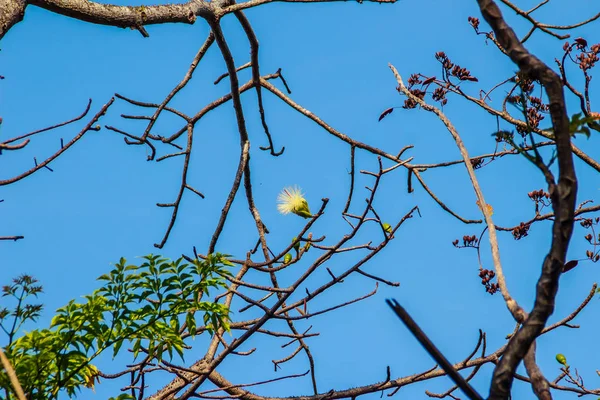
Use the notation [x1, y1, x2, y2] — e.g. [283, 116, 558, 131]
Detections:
[475, 1, 578, 399]
[0, 0, 26, 41]
[1, 0, 212, 41]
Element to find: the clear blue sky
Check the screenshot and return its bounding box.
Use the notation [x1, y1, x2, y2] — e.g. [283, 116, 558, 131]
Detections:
[1, 0, 599, 398]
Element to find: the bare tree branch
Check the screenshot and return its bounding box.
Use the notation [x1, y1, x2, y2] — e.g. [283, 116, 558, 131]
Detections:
[475, 1, 578, 399]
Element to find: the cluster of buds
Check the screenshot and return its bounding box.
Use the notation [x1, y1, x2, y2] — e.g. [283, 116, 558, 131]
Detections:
[528, 189, 550, 202]
[512, 102, 546, 136]
[585, 250, 600, 262]
[563, 38, 600, 71]
[584, 233, 599, 244]
[401, 84, 426, 109]
[529, 96, 549, 112]
[404, 73, 448, 107]
[522, 105, 546, 132]
[467, 16, 480, 31]
[515, 72, 535, 93]
[407, 73, 423, 87]
[470, 158, 484, 170]
[580, 217, 598, 228]
[452, 235, 478, 248]
[452, 65, 478, 82]
[479, 268, 498, 294]
[506, 74, 549, 137]
[463, 234, 478, 246]
[435, 52, 478, 82]
[528, 189, 551, 213]
[467, 16, 498, 47]
[580, 218, 599, 262]
[512, 222, 531, 240]
[435, 52, 454, 71]
[407, 74, 437, 90]
[432, 87, 448, 106]
[577, 43, 600, 70]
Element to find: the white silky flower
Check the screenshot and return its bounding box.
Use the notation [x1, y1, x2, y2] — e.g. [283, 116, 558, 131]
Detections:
[277, 186, 312, 219]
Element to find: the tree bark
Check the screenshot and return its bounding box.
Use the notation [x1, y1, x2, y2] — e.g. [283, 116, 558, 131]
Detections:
[0, 0, 26, 41]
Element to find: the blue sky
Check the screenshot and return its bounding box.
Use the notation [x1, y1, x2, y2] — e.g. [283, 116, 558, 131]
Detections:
[1, 0, 600, 399]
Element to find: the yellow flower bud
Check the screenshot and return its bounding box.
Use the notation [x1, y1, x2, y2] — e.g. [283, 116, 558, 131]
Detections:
[383, 223, 392, 233]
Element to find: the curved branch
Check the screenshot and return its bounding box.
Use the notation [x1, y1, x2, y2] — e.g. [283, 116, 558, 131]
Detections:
[475, 1, 578, 399]
[1, 98, 92, 149]
[0, 98, 114, 186]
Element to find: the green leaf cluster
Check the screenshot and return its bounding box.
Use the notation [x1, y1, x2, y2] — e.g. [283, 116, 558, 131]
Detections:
[567, 112, 599, 138]
[1, 254, 233, 399]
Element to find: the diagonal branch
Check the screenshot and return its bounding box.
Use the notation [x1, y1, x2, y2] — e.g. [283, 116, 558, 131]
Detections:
[390, 66, 525, 323]
[139, 31, 215, 150]
[0, 347, 26, 400]
[1, 98, 92, 149]
[235, 11, 284, 156]
[0, 98, 114, 186]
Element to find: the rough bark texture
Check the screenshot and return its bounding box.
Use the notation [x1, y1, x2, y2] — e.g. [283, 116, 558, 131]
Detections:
[1, 0, 214, 41]
[0, 0, 27, 41]
[475, 1, 578, 399]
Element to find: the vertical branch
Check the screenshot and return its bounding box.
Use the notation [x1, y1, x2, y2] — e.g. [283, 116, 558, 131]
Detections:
[231, 15, 320, 386]
[523, 344, 551, 400]
[154, 124, 195, 249]
[205, 18, 254, 255]
[474, 1, 577, 398]
[343, 145, 356, 214]
[235, 11, 284, 156]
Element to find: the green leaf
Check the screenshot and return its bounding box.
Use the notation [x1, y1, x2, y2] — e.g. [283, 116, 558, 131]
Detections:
[568, 112, 598, 138]
[132, 339, 142, 359]
[108, 394, 136, 400]
[112, 339, 124, 358]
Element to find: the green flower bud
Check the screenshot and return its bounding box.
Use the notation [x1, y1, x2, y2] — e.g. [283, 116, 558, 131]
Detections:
[292, 237, 301, 252]
[555, 353, 567, 366]
[284, 253, 292, 264]
[383, 223, 392, 233]
[294, 205, 312, 219]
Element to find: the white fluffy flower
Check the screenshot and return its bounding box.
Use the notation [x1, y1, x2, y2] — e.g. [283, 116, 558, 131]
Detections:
[277, 186, 312, 218]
